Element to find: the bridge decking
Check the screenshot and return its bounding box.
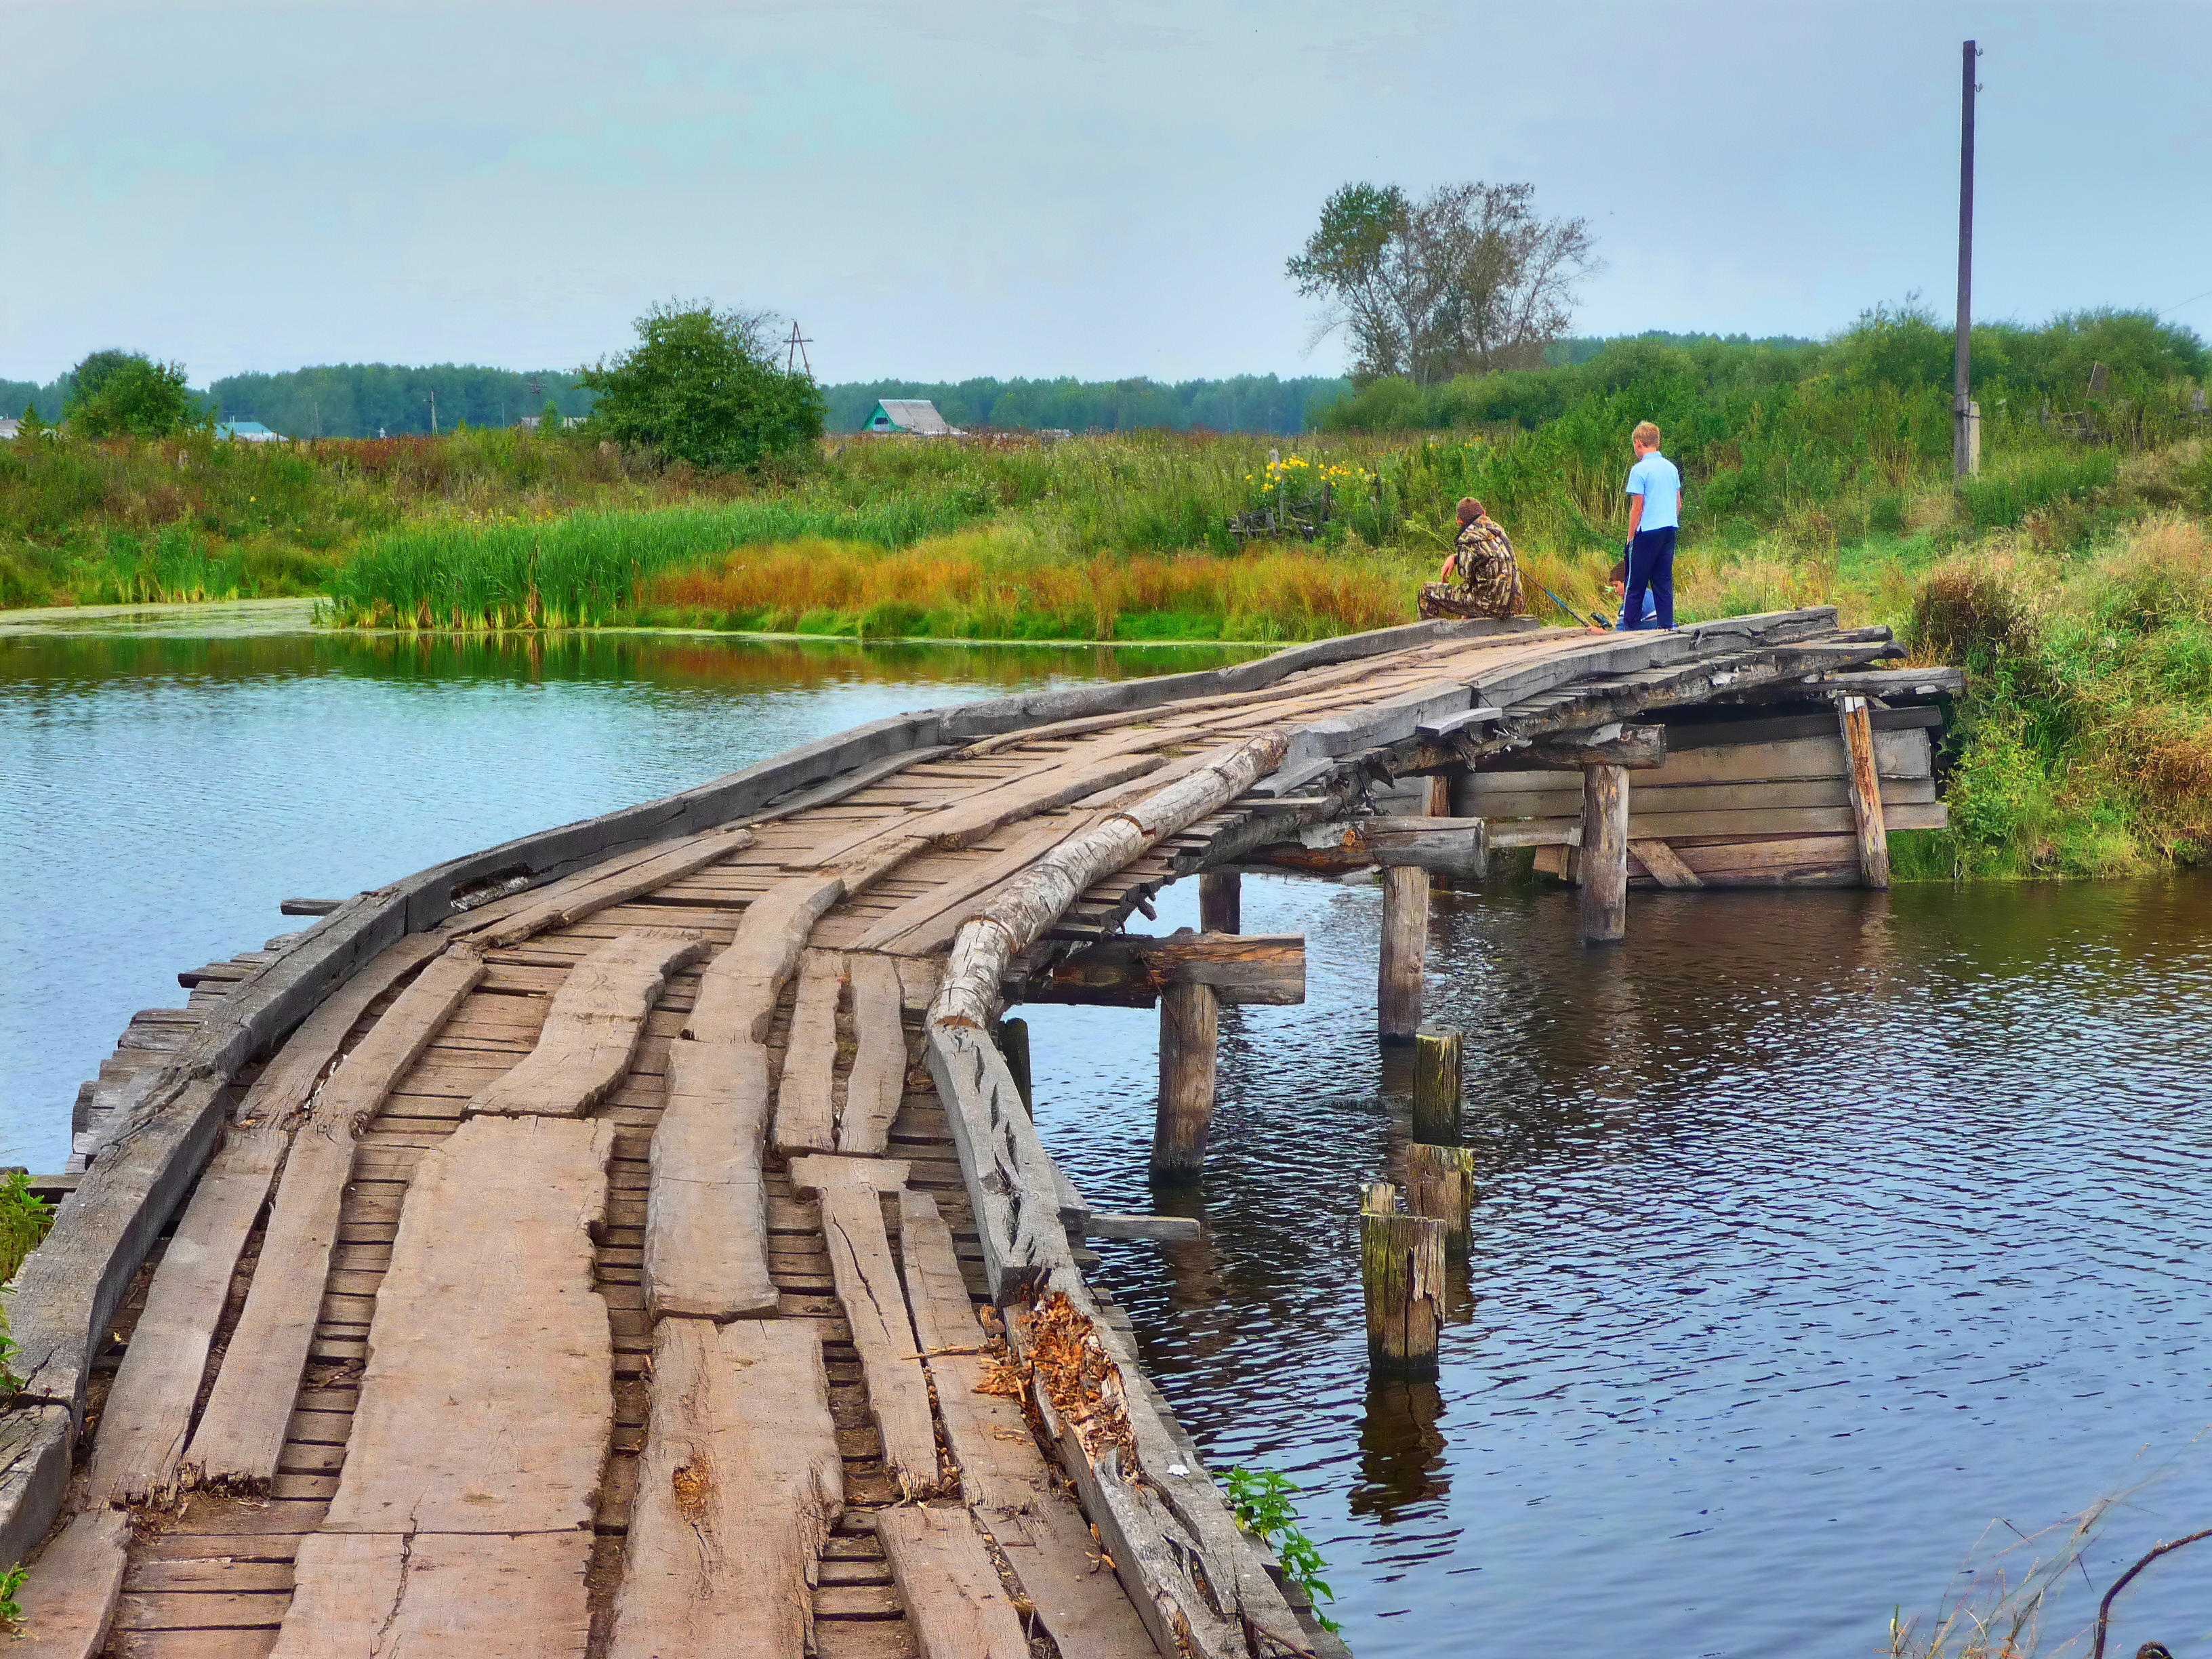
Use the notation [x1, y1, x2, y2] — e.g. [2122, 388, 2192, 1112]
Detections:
[14, 609, 1929, 1659]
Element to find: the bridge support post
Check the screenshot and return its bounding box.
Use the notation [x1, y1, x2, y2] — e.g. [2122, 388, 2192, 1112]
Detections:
[1405, 1145, 1475, 1258]
[1379, 866, 1429, 1040]
[1578, 763, 1629, 945]
[1151, 979, 1219, 1179]
[1199, 871, 1241, 934]
[1837, 695, 1892, 889]
[991, 1016, 1033, 1115]
[1361, 1181, 1443, 1377]
[1411, 1026, 1462, 1145]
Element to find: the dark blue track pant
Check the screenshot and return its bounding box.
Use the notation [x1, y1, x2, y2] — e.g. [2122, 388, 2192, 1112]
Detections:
[1620, 525, 1677, 630]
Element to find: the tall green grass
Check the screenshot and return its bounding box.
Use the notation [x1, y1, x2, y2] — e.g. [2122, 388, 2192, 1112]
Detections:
[319, 493, 997, 628]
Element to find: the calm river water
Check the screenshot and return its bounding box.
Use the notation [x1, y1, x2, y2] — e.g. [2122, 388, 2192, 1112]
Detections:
[3, 603, 2206, 1657]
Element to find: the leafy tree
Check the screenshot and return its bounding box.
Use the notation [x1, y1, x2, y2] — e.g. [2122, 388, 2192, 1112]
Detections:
[64, 350, 208, 438]
[577, 301, 824, 470]
[1287, 181, 1599, 385]
[540, 398, 562, 431]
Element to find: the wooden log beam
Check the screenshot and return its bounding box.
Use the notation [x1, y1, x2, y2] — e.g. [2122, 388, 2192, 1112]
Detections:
[1151, 979, 1219, 1179]
[1471, 723, 1667, 771]
[1839, 694, 1892, 889]
[925, 1025, 1082, 1303]
[1378, 866, 1429, 1041]
[1027, 930, 1305, 1008]
[1576, 764, 1629, 946]
[932, 735, 1288, 1032]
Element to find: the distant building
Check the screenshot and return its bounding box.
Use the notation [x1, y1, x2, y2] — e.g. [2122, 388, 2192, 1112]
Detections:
[864, 399, 962, 436]
[215, 420, 283, 443]
[0, 417, 19, 441]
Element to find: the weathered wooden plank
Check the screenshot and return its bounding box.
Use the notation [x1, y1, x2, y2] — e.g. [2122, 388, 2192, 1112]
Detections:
[1839, 695, 1891, 889]
[899, 1194, 1155, 1658]
[11, 1507, 131, 1659]
[324, 1115, 614, 1534]
[849, 818, 1093, 955]
[876, 1507, 1031, 1659]
[924, 1027, 1078, 1303]
[463, 825, 756, 949]
[1491, 799, 1948, 846]
[1462, 726, 1932, 798]
[271, 1531, 590, 1658]
[607, 1319, 844, 1659]
[644, 1040, 778, 1320]
[775, 949, 843, 1157]
[1465, 774, 1937, 819]
[839, 954, 907, 1158]
[185, 947, 488, 1493]
[466, 928, 707, 1118]
[686, 876, 846, 1045]
[786, 1156, 938, 1498]
[1031, 932, 1305, 1009]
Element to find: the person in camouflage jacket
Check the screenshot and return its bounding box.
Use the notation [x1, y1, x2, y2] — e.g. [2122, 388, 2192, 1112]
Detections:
[1418, 497, 1525, 620]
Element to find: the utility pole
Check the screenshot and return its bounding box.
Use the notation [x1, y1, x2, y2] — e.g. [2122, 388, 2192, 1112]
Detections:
[1954, 39, 1982, 478]
[784, 320, 814, 377]
[428, 388, 438, 434]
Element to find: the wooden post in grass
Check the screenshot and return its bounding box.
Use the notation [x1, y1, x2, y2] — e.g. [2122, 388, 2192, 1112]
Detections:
[1578, 764, 1629, 945]
[1360, 1181, 1443, 1378]
[1379, 866, 1429, 1041]
[1404, 1145, 1475, 1258]
[1199, 871, 1241, 935]
[1151, 980, 1219, 1179]
[1837, 695, 1891, 890]
[1410, 1026, 1462, 1146]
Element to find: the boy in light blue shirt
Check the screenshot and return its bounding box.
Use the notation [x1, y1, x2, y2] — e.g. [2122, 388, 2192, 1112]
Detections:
[1620, 419, 1681, 630]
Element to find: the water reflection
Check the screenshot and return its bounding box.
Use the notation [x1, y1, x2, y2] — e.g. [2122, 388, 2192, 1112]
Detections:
[1027, 873, 2212, 1658]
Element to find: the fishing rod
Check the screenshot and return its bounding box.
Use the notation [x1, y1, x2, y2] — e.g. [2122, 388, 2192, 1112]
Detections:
[1530, 577, 1611, 631]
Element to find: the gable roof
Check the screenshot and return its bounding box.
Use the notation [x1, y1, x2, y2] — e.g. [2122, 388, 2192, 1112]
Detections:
[867, 399, 958, 436]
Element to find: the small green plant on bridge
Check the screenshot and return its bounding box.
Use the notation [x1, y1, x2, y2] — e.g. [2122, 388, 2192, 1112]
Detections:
[1223, 1465, 1339, 1632]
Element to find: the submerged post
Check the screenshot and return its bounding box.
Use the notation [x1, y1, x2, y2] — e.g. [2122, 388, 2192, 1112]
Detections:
[1379, 865, 1429, 1040]
[1151, 979, 1220, 1179]
[1199, 871, 1242, 935]
[1837, 695, 1892, 889]
[1578, 764, 1629, 945]
[1360, 1181, 1443, 1377]
[1411, 1026, 1462, 1146]
[1404, 1145, 1475, 1258]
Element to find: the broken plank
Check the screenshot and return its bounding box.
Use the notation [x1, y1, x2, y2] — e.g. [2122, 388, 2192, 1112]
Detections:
[875, 1507, 1032, 1659]
[644, 1040, 777, 1320]
[606, 1319, 844, 1659]
[271, 1531, 589, 1659]
[898, 1193, 1155, 1658]
[685, 876, 844, 1045]
[838, 954, 907, 1158]
[185, 946, 487, 1494]
[775, 949, 843, 1157]
[466, 927, 708, 1119]
[1628, 839, 1702, 890]
[324, 1115, 614, 1534]
[786, 1156, 938, 1498]
[12, 1507, 131, 1659]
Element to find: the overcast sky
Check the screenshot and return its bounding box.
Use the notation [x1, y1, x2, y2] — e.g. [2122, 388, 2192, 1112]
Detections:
[5, 1, 2209, 386]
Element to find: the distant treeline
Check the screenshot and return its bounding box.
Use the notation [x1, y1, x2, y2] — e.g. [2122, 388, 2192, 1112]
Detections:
[0, 363, 597, 435]
[821, 375, 1350, 435]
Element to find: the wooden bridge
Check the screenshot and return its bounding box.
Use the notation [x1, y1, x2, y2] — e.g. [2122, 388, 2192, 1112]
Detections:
[3, 608, 1954, 1658]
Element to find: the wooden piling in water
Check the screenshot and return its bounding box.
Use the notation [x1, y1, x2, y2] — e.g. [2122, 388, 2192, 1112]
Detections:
[1151, 979, 1219, 1178]
[1577, 763, 1629, 945]
[1404, 1144, 1475, 1258]
[1837, 695, 1891, 890]
[994, 1016, 1033, 1114]
[1379, 865, 1429, 1041]
[1360, 1181, 1444, 1377]
[1410, 1026, 1462, 1145]
[1199, 870, 1242, 934]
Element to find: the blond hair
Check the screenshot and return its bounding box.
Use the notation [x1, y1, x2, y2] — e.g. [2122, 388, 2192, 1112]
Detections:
[1633, 421, 1662, 448]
